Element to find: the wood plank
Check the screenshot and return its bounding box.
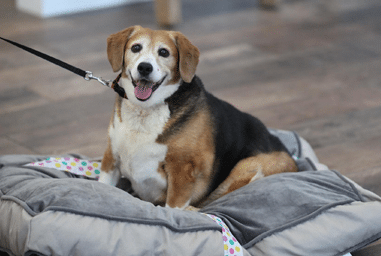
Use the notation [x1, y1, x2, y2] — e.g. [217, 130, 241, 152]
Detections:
[288, 106, 381, 150]
[0, 136, 36, 155]
[198, 43, 379, 92]
[0, 91, 115, 136]
[259, 0, 279, 9]
[8, 113, 109, 157]
[346, 166, 381, 197]
[0, 87, 49, 115]
[313, 136, 381, 174]
[0, 51, 112, 94]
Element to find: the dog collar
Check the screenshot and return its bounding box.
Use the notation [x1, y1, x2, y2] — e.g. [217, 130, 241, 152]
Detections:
[110, 73, 127, 99]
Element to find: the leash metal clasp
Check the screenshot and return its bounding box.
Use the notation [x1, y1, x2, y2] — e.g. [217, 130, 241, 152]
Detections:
[85, 71, 112, 88]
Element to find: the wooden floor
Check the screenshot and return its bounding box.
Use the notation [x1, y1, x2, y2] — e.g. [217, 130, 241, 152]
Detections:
[1, 0, 381, 196]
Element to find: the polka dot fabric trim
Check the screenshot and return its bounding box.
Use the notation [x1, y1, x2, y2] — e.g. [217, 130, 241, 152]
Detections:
[204, 214, 243, 256]
[25, 157, 101, 180]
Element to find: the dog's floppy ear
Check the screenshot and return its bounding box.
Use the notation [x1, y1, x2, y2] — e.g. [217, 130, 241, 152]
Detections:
[173, 32, 200, 83]
[107, 26, 140, 72]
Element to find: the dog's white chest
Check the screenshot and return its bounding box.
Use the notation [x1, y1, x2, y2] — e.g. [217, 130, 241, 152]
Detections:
[109, 100, 170, 202]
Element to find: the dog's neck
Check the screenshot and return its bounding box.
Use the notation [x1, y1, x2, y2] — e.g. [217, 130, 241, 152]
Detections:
[165, 76, 204, 115]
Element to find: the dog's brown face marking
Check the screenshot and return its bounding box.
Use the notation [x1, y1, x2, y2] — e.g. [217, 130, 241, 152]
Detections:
[125, 29, 180, 86]
[107, 26, 199, 105]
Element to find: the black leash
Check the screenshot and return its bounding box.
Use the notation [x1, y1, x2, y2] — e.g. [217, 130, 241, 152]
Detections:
[0, 36, 127, 99]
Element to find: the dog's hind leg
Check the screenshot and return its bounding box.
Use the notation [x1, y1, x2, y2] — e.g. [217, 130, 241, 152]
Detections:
[199, 151, 297, 207]
[165, 161, 196, 209]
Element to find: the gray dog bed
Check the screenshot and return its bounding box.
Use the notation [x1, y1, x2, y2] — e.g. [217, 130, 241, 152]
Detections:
[1, 130, 381, 256]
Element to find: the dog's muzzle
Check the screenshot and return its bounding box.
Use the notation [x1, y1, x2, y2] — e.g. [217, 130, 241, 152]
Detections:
[131, 73, 167, 101]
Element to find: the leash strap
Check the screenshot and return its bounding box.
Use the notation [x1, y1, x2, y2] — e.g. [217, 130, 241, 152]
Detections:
[0, 36, 127, 99]
[0, 36, 87, 78]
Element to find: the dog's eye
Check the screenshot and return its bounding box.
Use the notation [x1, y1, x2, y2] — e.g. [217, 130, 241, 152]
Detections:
[131, 44, 142, 53]
[158, 48, 170, 58]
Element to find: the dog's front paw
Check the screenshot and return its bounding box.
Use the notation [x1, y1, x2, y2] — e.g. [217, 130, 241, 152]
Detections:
[98, 170, 120, 186]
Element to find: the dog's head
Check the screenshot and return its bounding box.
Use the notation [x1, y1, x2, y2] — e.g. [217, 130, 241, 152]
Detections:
[107, 25, 200, 107]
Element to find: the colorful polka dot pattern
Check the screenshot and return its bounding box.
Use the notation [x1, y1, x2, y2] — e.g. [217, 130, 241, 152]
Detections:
[25, 157, 101, 180]
[204, 214, 243, 256]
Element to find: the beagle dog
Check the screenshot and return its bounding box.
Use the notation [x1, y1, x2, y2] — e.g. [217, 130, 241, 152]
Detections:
[99, 25, 298, 209]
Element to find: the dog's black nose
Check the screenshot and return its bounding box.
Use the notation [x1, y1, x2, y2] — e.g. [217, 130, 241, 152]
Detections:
[137, 62, 153, 77]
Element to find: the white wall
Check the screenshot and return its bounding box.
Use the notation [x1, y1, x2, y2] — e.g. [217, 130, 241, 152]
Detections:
[16, 0, 151, 18]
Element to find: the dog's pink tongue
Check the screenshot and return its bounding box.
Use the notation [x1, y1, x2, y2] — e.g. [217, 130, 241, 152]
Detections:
[134, 86, 153, 100]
